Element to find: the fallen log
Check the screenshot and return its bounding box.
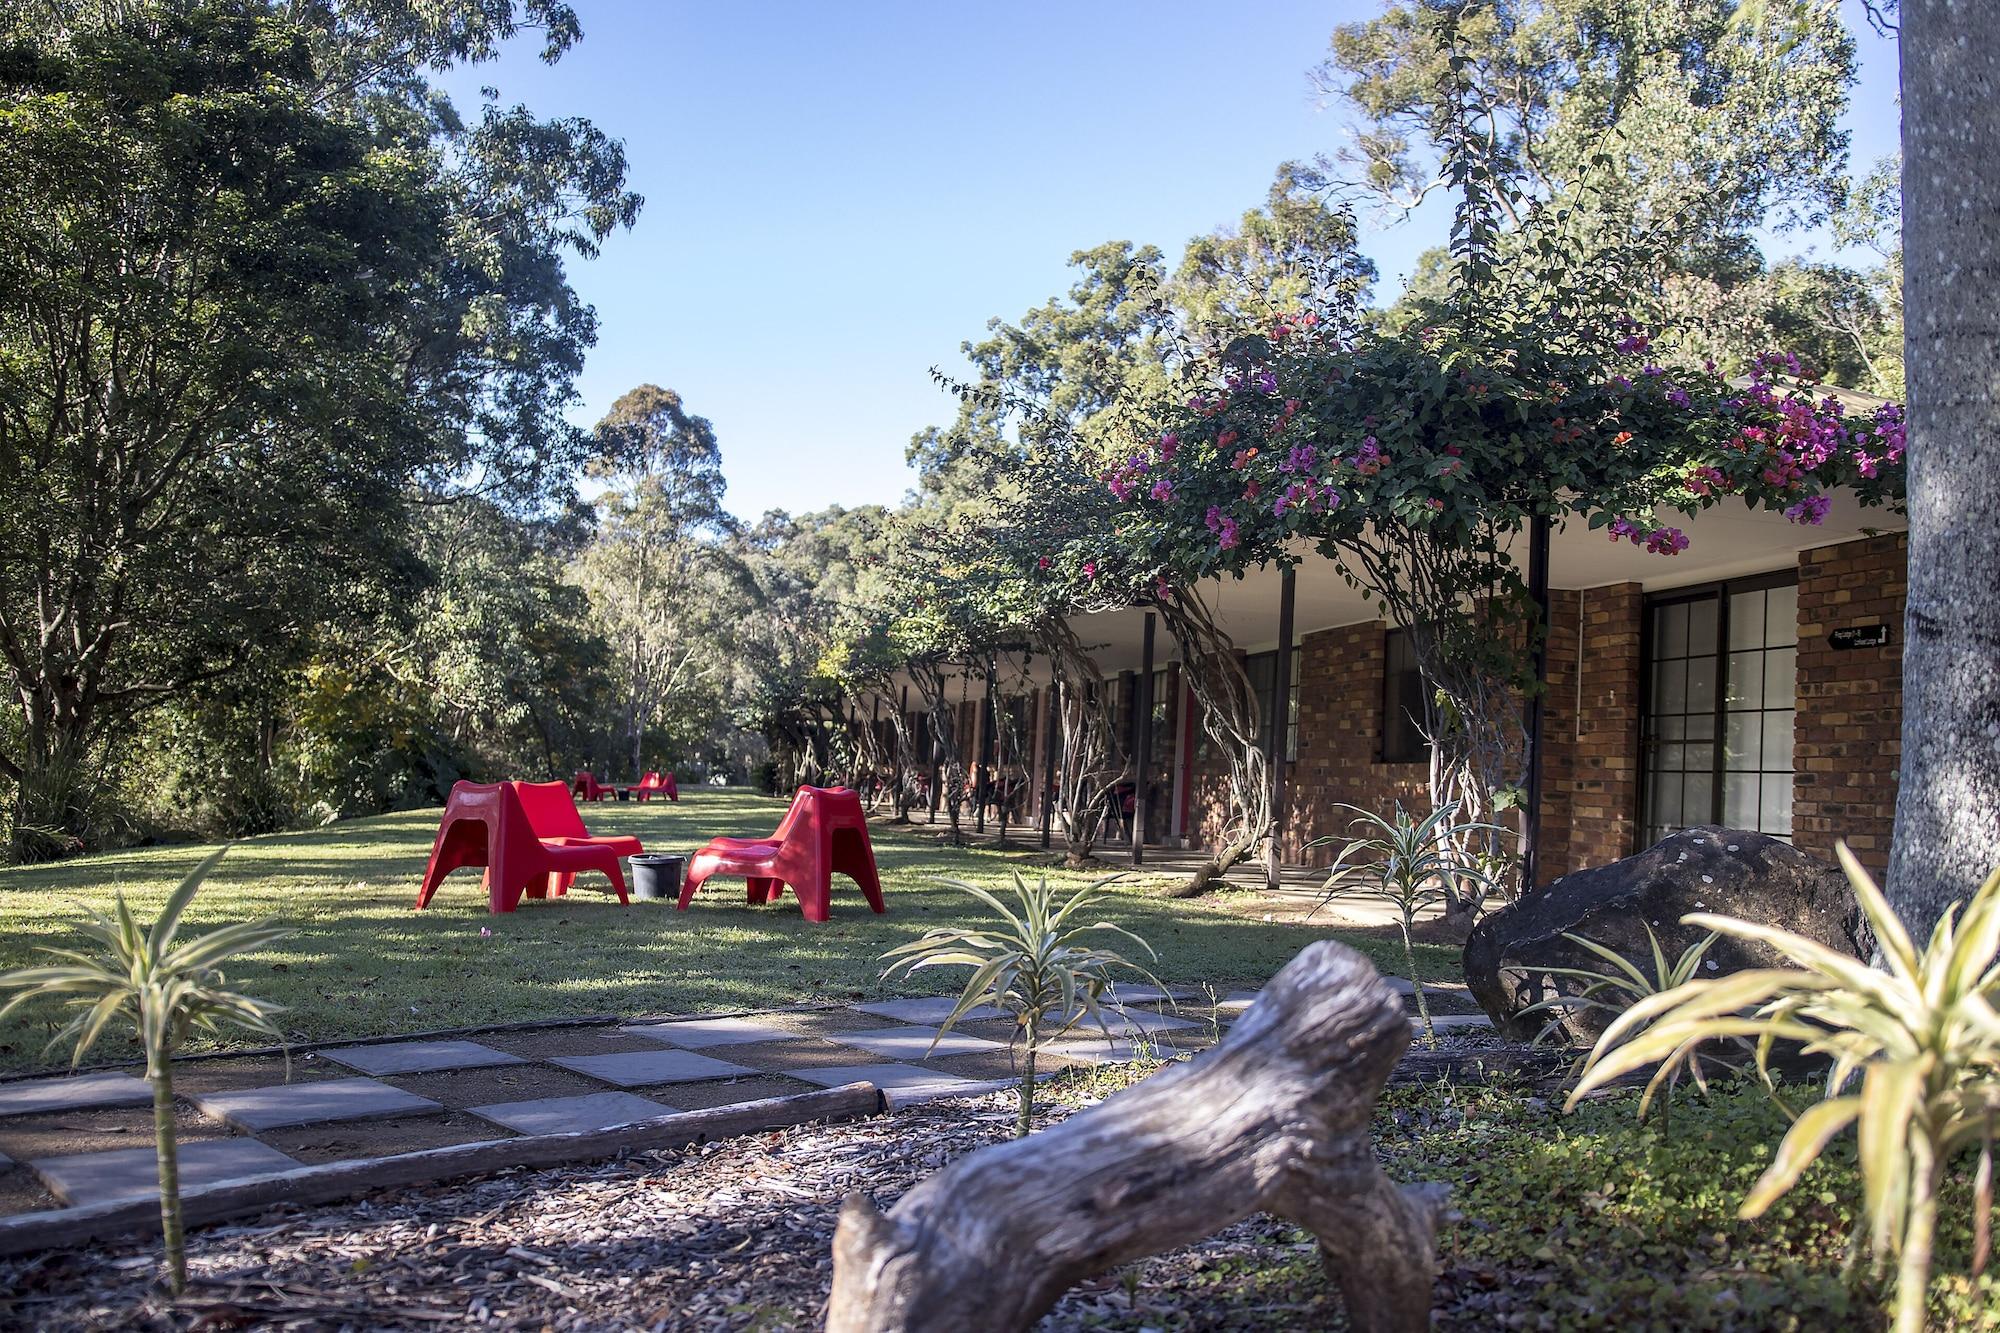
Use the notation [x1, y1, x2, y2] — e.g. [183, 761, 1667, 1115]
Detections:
[828, 940, 1448, 1332]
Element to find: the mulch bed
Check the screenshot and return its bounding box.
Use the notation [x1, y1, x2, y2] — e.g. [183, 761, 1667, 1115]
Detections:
[0, 1030, 1543, 1332]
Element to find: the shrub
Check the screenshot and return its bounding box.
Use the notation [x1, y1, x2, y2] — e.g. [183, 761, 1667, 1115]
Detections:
[1570, 843, 2000, 1333]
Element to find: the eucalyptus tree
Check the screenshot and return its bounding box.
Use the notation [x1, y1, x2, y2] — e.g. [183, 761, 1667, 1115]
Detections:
[1888, 0, 2000, 936]
[577, 386, 738, 777]
[0, 0, 641, 857]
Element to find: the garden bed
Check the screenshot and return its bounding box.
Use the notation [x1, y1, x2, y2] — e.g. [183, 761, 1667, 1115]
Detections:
[8, 1050, 1992, 1332]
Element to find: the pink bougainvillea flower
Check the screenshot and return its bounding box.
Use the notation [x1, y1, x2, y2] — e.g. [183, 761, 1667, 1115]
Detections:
[1149, 476, 1174, 502]
[1784, 495, 1832, 525]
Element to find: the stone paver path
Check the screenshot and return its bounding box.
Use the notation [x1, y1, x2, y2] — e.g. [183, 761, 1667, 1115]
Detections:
[192, 1077, 442, 1132]
[470, 1091, 678, 1136]
[850, 997, 1004, 1025]
[33, 1139, 300, 1207]
[0, 1071, 153, 1118]
[620, 1017, 805, 1049]
[548, 1050, 755, 1088]
[832, 1025, 1005, 1061]
[0, 983, 1493, 1221]
[324, 1040, 526, 1076]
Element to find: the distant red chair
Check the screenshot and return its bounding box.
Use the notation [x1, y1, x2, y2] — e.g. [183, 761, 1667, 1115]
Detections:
[679, 786, 886, 923]
[416, 780, 642, 914]
[573, 770, 611, 802]
[632, 770, 678, 802]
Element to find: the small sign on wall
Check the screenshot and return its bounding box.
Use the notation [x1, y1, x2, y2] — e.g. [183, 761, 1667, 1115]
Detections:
[1830, 624, 1892, 650]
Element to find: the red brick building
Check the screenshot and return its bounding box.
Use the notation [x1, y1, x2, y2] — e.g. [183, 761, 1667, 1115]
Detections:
[896, 491, 1906, 884]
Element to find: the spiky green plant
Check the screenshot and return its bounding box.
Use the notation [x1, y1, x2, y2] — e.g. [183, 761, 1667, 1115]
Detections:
[1518, 924, 1726, 1131]
[1309, 801, 1502, 1047]
[0, 847, 291, 1294]
[1570, 844, 2000, 1333]
[879, 872, 1159, 1137]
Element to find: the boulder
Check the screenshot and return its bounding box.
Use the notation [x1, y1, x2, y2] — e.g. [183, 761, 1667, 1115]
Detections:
[1464, 828, 1870, 1041]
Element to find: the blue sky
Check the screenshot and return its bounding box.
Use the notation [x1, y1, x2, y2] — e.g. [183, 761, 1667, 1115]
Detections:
[441, 2, 1901, 522]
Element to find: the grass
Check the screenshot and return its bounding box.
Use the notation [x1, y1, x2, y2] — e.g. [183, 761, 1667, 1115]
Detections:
[0, 788, 1454, 1074]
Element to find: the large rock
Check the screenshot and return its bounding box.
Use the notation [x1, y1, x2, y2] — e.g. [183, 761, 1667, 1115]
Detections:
[1464, 828, 1870, 1041]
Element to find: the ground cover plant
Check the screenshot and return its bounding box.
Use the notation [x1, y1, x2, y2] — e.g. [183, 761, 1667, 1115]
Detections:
[0, 790, 1449, 1074]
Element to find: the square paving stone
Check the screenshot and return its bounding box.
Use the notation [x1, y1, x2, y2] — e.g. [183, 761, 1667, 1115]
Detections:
[1101, 984, 1194, 1006]
[621, 1017, 808, 1049]
[0, 1071, 152, 1119]
[1091, 1008, 1202, 1037]
[1421, 1014, 1492, 1030]
[323, 1040, 526, 1077]
[192, 1077, 441, 1132]
[1037, 1035, 1156, 1066]
[851, 997, 1005, 1025]
[790, 1062, 994, 1105]
[831, 1025, 1005, 1061]
[469, 1091, 680, 1136]
[549, 1050, 754, 1088]
[32, 1138, 300, 1207]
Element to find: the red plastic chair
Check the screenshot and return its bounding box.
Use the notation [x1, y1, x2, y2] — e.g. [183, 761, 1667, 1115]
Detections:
[679, 786, 886, 923]
[633, 770, 679, 802]
[416, 781, 642, 913]
[572, 770, 611, 802]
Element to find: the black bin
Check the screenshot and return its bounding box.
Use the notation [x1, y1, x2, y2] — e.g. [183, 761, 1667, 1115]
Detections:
[629, 853, 685, 902]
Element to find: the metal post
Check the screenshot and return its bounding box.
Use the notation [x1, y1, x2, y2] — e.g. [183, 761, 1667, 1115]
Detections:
[1523, 513, 1552, 892]
[1040, 677, 1059, 851]
[1267, 567, 1296, 890]
[976, 656, 996, 834]
[1132, 612, 1156, 867]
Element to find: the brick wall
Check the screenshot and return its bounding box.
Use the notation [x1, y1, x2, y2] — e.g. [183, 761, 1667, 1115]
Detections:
[1281, 621, 1431, 864]
[1550, 583, 1645, 875]
[1793, 533, 1906, 876]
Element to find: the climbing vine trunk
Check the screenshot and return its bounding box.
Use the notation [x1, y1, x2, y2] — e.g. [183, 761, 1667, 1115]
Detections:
[1153, 590, 1268, 897]
[907, 657, 968, 845]
[1890, 0, 2000, 935]
[1035, 620, 1125, 867]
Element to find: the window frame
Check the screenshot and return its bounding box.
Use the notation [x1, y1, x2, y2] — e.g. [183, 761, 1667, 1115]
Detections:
[1637, 568, 1799, 845]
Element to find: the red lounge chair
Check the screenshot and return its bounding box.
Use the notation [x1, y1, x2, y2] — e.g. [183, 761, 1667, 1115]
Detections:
[416, 780, 642, 914]
[679, 785, 886, 923]
[632, 770, 678, 802]
[573, 770, 611, 802]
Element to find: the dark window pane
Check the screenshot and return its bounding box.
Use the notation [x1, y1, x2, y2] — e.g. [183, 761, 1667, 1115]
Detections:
[1381, 630, 1429, 763]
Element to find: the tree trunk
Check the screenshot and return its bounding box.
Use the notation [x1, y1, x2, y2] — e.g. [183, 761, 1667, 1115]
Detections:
[1890, 0, 2000, 933]
[828, 940, 1448, 1333]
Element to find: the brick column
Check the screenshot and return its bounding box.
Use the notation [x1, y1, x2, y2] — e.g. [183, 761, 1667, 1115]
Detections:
[1794, 533, 1907, 877]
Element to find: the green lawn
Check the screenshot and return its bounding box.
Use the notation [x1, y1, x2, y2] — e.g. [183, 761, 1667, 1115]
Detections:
[0, 788, 1452, 1073]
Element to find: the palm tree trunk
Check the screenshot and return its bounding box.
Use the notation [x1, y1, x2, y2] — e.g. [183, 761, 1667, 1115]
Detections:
[153, 1069, 186, 1294]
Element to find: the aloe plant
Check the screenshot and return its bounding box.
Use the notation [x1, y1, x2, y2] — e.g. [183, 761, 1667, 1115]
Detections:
[1519, 924, 1726, 1131]
[0, 847, 291, 1293]
[1309, 801, 1502, 1046]
[879, 872, 1159, 1137]
[1570, 844, 2000, 1333]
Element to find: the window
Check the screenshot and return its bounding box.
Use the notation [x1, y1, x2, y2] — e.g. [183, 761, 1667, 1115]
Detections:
[1245, 649, 1301, 763]
[1381, 630, 1429, 764]
[1642, 575, 1798, 845]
